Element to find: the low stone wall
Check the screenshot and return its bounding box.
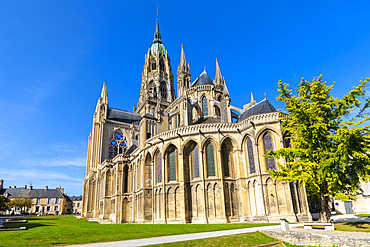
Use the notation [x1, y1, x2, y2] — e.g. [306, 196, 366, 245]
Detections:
[262, 228, 370, 247]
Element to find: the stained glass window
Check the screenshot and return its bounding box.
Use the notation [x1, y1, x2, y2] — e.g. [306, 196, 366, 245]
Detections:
[160, 81, 167, 99]
[168, 148, 176, 181]
[202, 96, 208, 116]
[157, 152, 162, 183]
[109, 131, 127, 159]
[193, 145, 199, 178]
[247, 138, 255, 173]
[221, 143, 229, 177]
[264, 133, 276, 170]
[206, 142, 215, 177]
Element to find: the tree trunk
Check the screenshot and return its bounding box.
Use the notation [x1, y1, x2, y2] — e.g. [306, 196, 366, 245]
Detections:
[319, 184, 331, 222]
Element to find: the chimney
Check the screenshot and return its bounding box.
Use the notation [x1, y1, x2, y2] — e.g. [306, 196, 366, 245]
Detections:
[0, 179, 3, 190]
[24, 185, 27, 189]
[45, 186, 48, 190]
[13, 186, 16, 188]
[8, 186, 11, 189]
[59, 187, 64, 194]
[29, 185, 33, 191]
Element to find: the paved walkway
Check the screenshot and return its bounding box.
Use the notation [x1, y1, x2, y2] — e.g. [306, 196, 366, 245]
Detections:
[331, 214, 370, 223]
[70, 224, 304, 247]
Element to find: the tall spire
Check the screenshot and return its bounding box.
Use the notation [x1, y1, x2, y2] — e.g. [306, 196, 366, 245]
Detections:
[154, 6, 161, 42]
[250, 92, 256, 104]
[214, 58, 223, 85]
[179, 44, 186, 66]
[100, 81, 108, 105]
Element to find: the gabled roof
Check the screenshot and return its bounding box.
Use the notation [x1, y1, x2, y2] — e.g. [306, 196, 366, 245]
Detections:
[1, 188, 65, 199]
[191, 70, 214, 87]
[237, 98, 277, 122]
[107, 108, 141, 125]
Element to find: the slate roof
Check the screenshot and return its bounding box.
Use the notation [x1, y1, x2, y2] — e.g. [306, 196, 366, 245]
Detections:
[237, 98, 277, 122]
[1, 188, 65, 199]
[191, 70, 214, 87]
[126, 144, 137, 155]
[107, 108, 141, 125]
[69, 195, 82, 201]
[193, 117, 221, 125]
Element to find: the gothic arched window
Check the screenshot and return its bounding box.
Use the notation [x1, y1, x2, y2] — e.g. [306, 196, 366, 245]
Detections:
[214, 105, 221, 117]
[206, 142, 215, 177]
[263, 133, 276, 170]
[157, 152, 162, 183]
[160, 81, 167, 99]
[160, 60, 165, 71]
[193, 145, 200, 178]
[247, 138, 256, 174]
[202, 96, 208, 117]
[109, 132, 127, 159]
[221, 143, 230, 177]
[167, 147, 177, 181]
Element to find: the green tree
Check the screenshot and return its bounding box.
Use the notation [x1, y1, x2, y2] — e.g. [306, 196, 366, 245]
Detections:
[269, 75, 370, 222]
[0, 195, 10, 211]
[7, 197, 32, 214]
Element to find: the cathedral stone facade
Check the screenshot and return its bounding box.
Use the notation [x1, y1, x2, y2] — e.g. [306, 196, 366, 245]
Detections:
[82, 17, 311, 224]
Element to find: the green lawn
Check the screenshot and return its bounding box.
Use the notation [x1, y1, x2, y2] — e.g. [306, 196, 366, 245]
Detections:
[302, 222, 370, 232]
[356, 214, 370, 217]
[0, 215, 278, 247]
[149, 231, 282, 247]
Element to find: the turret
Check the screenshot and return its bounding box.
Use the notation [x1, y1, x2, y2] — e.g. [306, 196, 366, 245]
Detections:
[177, 44, 191, 98]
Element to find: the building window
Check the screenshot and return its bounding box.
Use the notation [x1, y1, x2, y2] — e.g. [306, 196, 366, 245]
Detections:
[214, 105, 221, 117]
[157, 152, 163, 183]
[55, 198, 60, 204]
[264, 133, 276, 170]
[193, 145, 200, 178]
[247, 138, 256, 173]
[167, 147, 177, 181]
[206, 142, 215, 177]
[160, 81, 167, 99]
[35, 206, 39, 212]
[159, 60, 165, 71]
[47, 198, 52, 204]
[36, 199, 40, 205]
[77, 203, 80, 207]
[46, 206, 50, 211]
[221, 143, 230, 177]
[152, 62, 156, 71]
[54, 206, 59, 211]
[109, 131, 127, 159]
[202, 96, 208, 116]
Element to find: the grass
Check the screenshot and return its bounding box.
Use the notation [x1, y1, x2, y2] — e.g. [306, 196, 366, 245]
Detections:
[148, 231, 282, 247]
[299, 222, 370, 232]
[356, 214, 370, 217]
[0, 215, 278, 247]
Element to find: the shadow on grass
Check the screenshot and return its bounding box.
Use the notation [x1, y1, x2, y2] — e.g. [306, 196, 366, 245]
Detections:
[4, 222, 50, 229]
[343, 222, 368, 229]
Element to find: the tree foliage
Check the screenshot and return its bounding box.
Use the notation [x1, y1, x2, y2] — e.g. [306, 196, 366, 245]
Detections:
[7, 197, 32, 214]
[0, 195, 10, 211]
[268, 75, 370, 222]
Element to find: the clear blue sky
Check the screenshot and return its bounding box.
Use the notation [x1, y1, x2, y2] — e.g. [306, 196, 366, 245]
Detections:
[1, 1, 369, 196]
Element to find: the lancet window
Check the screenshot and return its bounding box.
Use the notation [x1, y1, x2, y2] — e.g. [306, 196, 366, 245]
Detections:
[263, 133, 276, 170]
[160, 81, 167, 99]
[206, 142, 215, 177]
[247, 138, 256, 174]
[167, 147, 177, 181]
[193, 145, 200, 178]
[157, 152, 162, 183]
[202, 96, 208, 116]
[109, 131, 127, 159]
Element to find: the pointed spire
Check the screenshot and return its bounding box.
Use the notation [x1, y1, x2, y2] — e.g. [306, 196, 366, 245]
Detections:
[100, 81, 108, 104]
[250, 92, 256, 104]
[215, 58, 222, 84]
[179, 44, 186, 66]
[153, 7, 161, 42]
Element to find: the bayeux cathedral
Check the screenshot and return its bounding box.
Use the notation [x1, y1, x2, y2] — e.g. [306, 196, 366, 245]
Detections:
[82, 16, 312, 224]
